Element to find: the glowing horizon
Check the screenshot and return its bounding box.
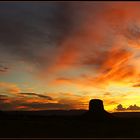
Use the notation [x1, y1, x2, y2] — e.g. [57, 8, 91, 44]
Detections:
[0, 2, 140, 112]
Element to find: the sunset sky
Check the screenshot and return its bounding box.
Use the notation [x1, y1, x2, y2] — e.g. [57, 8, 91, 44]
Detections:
[1, 2, 140, 111]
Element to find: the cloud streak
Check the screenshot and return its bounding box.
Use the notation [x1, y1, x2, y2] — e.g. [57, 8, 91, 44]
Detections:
[20, 92, 53, 100]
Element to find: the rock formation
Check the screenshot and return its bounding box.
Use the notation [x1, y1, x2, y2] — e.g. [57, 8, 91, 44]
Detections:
[83, 99, 113, 120]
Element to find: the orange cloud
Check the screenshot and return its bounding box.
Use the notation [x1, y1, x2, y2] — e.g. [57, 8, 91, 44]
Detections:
[94, 48, 134, 84]
[0, 82, 21, 95]
[8, 87, 21, 94]
[51, 77, 73, 85]
[43, 3, 140, 89]
[16, 106, 28, 110]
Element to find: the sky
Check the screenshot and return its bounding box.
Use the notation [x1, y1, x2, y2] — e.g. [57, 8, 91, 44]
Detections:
[0, 2, 140, 111]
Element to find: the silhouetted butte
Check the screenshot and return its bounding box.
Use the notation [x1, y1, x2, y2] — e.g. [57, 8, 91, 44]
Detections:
[83, 99, 113, 120]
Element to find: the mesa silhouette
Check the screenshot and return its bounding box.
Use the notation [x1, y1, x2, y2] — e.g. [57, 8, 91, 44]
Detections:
[82, 99, 114, 120]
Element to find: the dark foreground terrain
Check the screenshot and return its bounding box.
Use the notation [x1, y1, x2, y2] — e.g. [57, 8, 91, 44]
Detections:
[0, 110, 140, 138]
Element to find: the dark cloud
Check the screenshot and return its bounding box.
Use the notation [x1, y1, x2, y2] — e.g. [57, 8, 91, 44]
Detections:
[0, 2, 107, 74]
[0, 98, 71, 110]
[116, 104, 126, 111]
[20, 92, 52, 100]
[0, 96, 15, 110]
[104, 92, 111, 96]
[124, 23, 140, 42]
[132, 83, 140, 87]
[0, 99, 26, 110]
[0, 94, 9, 100]
[21, 102, 71, 110]
[116, 104, 140, 111]
[0, 2, 84, 69]
[0, 65, 8, 73]
[0, 102, 13, 110]
[127, 105, 140, 110]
